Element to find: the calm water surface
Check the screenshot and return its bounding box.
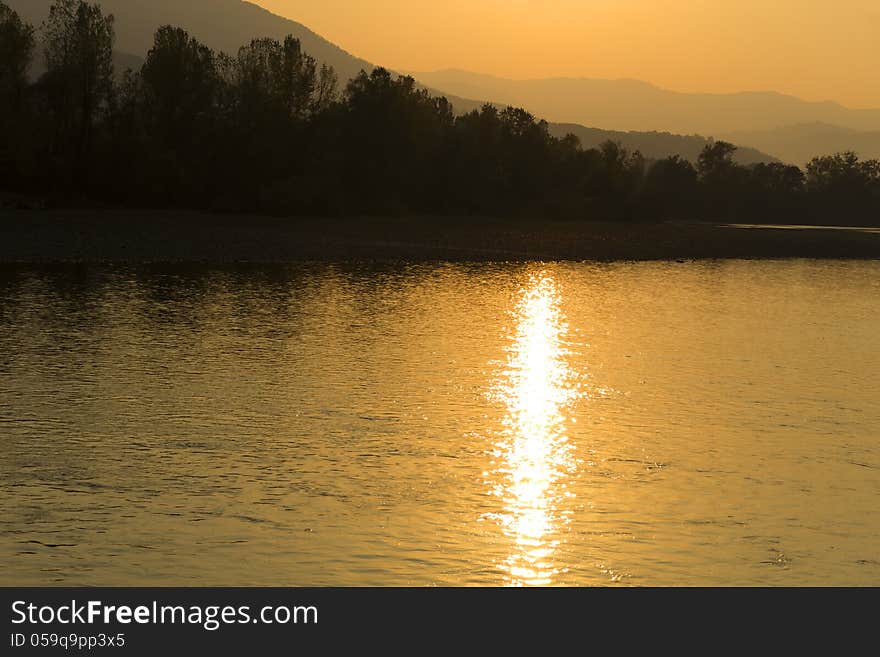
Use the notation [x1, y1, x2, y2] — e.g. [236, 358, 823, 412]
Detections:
[1, 260, 878, 586]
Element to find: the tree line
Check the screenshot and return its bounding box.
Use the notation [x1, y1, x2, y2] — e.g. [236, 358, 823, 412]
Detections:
[2, 0, 879, 223]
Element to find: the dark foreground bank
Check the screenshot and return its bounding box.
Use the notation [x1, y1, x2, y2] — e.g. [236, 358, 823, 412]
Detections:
[1, 211, 879, 263]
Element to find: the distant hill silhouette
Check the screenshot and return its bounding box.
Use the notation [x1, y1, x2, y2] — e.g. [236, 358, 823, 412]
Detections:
[722, 123, 880, 165]
[112, 50, 144, 73]
[413, 69, 880, 135]
[550, 124, 777, 165]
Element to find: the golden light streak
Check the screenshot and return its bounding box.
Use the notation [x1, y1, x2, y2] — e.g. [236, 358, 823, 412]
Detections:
[488, 271, 579, 586]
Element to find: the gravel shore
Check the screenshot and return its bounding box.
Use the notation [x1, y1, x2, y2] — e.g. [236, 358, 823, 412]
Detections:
[2, 210, 878, 263]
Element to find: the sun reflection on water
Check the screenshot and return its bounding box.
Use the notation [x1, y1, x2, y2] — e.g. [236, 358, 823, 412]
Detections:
[488, 271, 580, 586]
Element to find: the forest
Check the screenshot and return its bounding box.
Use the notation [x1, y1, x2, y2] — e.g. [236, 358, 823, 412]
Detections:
[1, 0, 879, 223]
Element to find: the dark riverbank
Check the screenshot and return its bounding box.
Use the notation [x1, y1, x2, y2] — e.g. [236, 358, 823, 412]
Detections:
[1, 210, 879, 263]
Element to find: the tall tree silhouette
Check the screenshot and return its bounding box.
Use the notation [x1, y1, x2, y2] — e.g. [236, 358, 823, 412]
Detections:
[640, 156, 698, 219]
[745, 162, 805, 219]
[697, 140, 748, 217]
[141, 26, 218, 146]
[340, 68, 453, 213]
[697, 140, 739, 182]
[0, 1, 35, 186]
[0, 1, 34, 116]
[40, 0, 115, 187]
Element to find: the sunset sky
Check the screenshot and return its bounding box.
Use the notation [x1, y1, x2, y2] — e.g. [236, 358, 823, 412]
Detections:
[255, 0, 880, 108]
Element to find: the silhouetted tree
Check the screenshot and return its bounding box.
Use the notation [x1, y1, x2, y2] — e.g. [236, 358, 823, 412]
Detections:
[217, 37, 337, 210]
[233, 36, 336, 124]
[0, 1, 34, 115]
[571, 141, 645, 220]
[141, 26, 218, 145]
[697, 140, 750, 217]
[750, 162, 805, 195]
[0, 2, 36, 188]
[805, 152, 880, 222]
[806, 152, 878, 194]
[339, 68, 452, 213]
[443, 105, 502, 212]
[697, 140, 739, 182]
[315, 63, 338, 112]
[744, 162, 805, 220]
[40, 0, 115, 187]
[640, 156, 698, 219]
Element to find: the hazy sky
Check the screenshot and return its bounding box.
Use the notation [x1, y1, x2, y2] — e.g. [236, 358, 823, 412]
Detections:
[254, 0, 880, 108]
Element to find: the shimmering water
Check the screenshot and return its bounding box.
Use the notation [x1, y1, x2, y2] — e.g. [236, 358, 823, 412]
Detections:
[1, 260, 878, 586]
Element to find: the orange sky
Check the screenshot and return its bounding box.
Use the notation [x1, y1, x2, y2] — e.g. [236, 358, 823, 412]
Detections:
[254, 0, 880, 108]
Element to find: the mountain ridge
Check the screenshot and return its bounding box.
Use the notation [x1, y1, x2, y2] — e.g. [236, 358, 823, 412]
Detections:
[413, 68, 880, 135]
[420, 68, 856, 109]
[722, 122, 880, 165]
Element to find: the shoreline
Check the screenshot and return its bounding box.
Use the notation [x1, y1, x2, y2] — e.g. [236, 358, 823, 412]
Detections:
[2, 209, 879, 263]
